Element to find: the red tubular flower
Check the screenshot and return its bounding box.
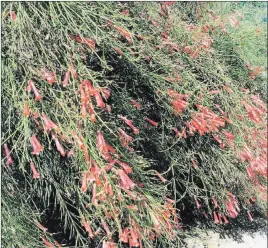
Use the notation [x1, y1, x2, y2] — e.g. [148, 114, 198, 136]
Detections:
[247, 211, 253, 222]
[106, 104, 112, 113]
[184, 46, 192, 55]
[81, 103, 88, 117]
[36, 221, 48, 232]
[118, 128, 133, 143]
[83, 146, 91, 165]
[23, 102, 30, 117]
[191, 47, 199, 59]
[120, 227, 129, 243]
[92, 160, 102, 175]
[82, 38, 95, 49]
[30, 135, 44, 155]
[96, 130, 106, 152]
[222, 214, 229, 224]
[30, 161, 40, 179]
[126, 205, 138, 211]
[213, 211, 219, 224]
[202, 24, 210, 32]
[102, 241, 117, 248]
[105, 159, 117, 172]
[223, 85, 233, 94]
[114, 47, 123, 56]
[92, 183, 99, 207]
[106, 183, 114, 196]
[149, 17, 158, 27]
[119, 115, 139, 135]
[87, 102, 96, 122]
[102, 88, 111, 99]
[250, 95, 267, 111]
[146, 117, 158, 127]
[27, 80, 43, 101]
[52, 133, 66, 157]
[11, 187, 14, 197]
[26, 80, 32, 92]
[96, 130, 113, 161]
[94, 91, 106, 108]
[81, 217, 94, 238]
[172, 127, 187, 138]
[4, 144, 13, 166]
[229, 16, 240, 28]
[165, 197, 176, 204]
[107, 144, 116, 154]
[10, 11, 16, 21]
[62, 69, 70, 87]
[69, 34, 95, 49]
[225, 199, 239, 218]
[212, 134, 224, 148]
[194, 196, 201, 209]
[203, 211, 208, 219]
[117, 160, 133, 174]
[101, 219, 112, 237]
[191, 159, 198, 169]
[41, 236, 54, 247]
[121, 9, 129, 15]
[246, 165, 255, 178]
[87, 167, 96, 183]
[44, 71, 55, 85]
[218, 213, 223, 224]
[42, 113, 58, 132]
[80, 172, 88, 193]
[223, 131, 235, 141]
[212, 196, 218, 208]
[129, 228, 140, 247]
[113, 25, 132, 44]
[72, 131, 85, 149]
[118, 169, 136, 190]
[155, 171, 167, 183]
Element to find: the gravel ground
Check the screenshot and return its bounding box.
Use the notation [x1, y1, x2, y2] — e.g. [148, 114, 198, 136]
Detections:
[185, 231, 267, 248]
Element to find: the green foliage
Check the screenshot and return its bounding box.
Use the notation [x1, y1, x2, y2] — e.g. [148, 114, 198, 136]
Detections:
[1, 2, 267, 247]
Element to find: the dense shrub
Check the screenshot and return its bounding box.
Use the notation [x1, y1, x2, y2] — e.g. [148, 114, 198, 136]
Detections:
[1, 2, 267, 247]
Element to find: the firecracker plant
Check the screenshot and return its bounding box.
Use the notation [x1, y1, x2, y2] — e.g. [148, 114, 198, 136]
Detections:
[1, 2, 267, 248]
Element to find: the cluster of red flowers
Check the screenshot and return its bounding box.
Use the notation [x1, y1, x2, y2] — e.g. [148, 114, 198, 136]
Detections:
[79, 80, 111, 122]
[30, 135, 44, 155]
[96, 130, 117, 163]
[225, 192, 240, 219]
[118, 199, 179, 248]
[183, 31, 214, 58]
[186, 104, 226, 136]
[242, 96, 266, 123]
[168, 89, 190, 116]
[210, 195, 230, 224]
